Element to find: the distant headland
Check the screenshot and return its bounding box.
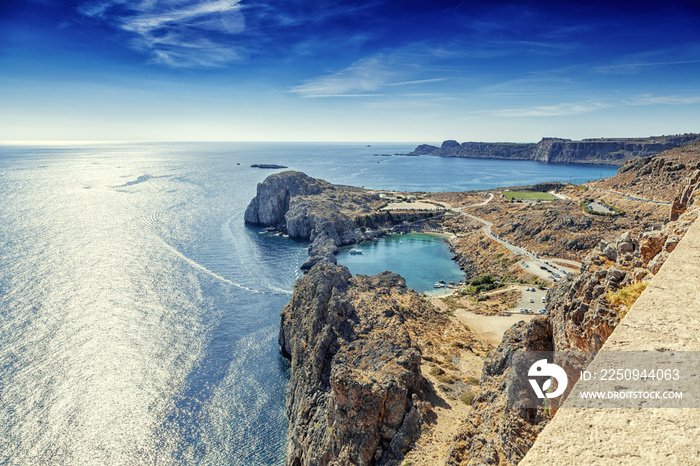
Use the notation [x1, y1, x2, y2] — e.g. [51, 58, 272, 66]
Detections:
[410, 133, 700, 165]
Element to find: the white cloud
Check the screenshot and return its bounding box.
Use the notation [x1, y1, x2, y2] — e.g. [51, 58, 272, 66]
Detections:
[593, 59, 700, 75]
[622, 94, 700, 106]
[78, 0, 245, 67]
[490, 102, 608, 118]
[290, 50, 445, 98]
[387, 78, 446, 87]
[290, 56, 398, 97]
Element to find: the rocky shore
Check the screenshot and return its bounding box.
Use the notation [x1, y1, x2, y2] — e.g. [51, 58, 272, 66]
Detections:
[244, 171, 439, 270]
[412, 134, 700, 165]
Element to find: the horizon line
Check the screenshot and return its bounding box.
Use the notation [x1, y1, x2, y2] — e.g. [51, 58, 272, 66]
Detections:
[2, 132, 696, 146]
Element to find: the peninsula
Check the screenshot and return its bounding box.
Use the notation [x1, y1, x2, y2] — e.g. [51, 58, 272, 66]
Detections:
[411, 134, 700, 165]
[245, 139, 700, 465]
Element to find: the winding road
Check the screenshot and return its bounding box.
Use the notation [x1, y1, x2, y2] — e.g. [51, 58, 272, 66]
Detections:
[449, 192, 579, 281]
[585, 185, 671, 205]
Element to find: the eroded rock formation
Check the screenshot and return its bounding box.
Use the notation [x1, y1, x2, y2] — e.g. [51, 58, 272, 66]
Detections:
[279, 264, 443, 466]
[244, 171, 332, 227]
[245, 171, 381, 269]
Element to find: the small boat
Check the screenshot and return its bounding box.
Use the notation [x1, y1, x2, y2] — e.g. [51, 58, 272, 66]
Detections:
[434, 283, 445, 288]
[349, 248, 363, 255]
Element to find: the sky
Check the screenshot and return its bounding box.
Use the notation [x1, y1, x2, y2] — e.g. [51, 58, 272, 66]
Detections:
[1, 0, 700, 143]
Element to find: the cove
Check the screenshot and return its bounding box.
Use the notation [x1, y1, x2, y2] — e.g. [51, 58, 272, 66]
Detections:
[336, 233, 464, 295]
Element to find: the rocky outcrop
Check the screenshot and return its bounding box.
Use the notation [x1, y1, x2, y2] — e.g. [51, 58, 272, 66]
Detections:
[411, 134, 700, 165]
[245, 171, 381, 269]
[591, 141, 700, 202]
[279, 264, 440, 466]
[244, 171, 332, 227]
[670, 169, 700, 221]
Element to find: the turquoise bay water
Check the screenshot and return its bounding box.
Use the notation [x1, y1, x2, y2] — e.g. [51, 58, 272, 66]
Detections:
[0, 142, 617, 464]
[337, 233, 464, 295]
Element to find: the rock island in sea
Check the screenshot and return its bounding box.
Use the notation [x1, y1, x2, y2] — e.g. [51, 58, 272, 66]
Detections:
[245, 139, 700, 465]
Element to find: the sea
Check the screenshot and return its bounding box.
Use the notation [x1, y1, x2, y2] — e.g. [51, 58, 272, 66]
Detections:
[0, 142, 618, 465]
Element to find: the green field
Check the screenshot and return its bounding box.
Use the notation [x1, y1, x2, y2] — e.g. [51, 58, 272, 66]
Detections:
[503, 190, 555, 201]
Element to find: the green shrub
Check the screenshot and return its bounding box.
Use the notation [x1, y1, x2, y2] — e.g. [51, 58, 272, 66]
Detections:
[436, 373, 460, 384]
[460, 389, 476, 405]
[464, 376, 480, 385]
[606, 282, 648, 310]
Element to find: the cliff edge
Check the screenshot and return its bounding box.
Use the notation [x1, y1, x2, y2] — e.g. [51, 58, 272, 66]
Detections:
[245, 171, 380, 269]
[279, 264, 441, 466]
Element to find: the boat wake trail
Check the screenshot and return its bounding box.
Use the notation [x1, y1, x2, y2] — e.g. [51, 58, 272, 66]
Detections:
[146, 210, 291, 296]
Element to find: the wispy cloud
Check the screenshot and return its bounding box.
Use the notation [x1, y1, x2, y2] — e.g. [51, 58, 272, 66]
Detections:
[623, 94, 700, 106]
[387, 78, 446, 87]
[290, 48, 447, 98]
[290, 55, 397, 97]
[593, 59, 700, 75]
[490, 102, 608, 118]
[78, 0, 246, 67]
[75, 0, 389, 68]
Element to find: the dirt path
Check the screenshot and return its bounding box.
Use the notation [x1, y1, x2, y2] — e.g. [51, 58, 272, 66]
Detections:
[453, 308, 536, 346]
[405, 378, 473, 466]
[466, 192, 494, 207]
[447, 200, 574, 282]
[409, 294, 536, 464]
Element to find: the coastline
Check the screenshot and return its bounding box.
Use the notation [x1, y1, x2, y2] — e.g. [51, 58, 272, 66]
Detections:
[411, 134, 700, 165]
[246, 140, 700, 466]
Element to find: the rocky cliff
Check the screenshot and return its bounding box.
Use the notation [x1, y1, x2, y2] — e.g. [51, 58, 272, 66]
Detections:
[446, 166, 700, 465]
[245, 171, 381, 269]
[412, 140, 535, 160]
[279, 264, 446, 466]
[411, 134, 700, 165]
[591, 139, 700, 202]
[244, 171, 333, 227]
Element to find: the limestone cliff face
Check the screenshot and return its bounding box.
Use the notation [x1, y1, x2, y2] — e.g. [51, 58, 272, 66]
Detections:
[412, 140, 535, 160]
[530, 138, 689, 164]
[411, 134, 700, 165]
[279, 264, 437, 466]
[244, 171, 332, 227]
[245, 171, 381, 269]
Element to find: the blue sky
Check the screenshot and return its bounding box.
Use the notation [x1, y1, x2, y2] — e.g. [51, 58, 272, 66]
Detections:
[1, 0, 699, 142]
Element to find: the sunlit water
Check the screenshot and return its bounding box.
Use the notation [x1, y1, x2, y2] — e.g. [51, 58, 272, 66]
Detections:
[0, 142, 617, 464]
